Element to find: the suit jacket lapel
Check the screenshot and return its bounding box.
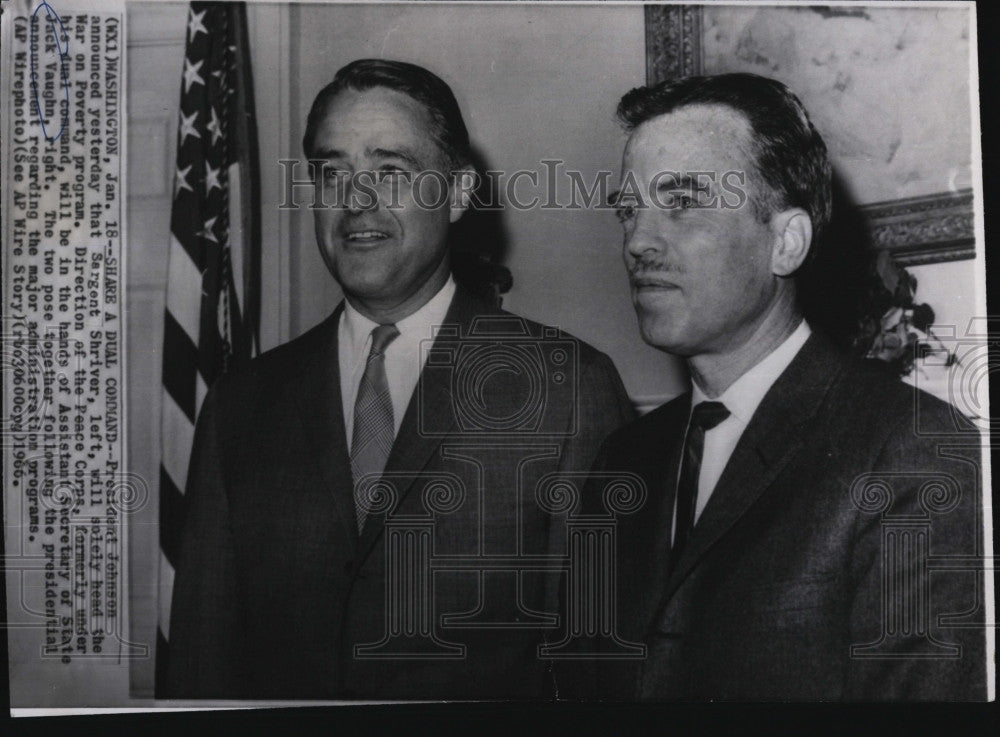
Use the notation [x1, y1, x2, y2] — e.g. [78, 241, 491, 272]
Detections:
[624, 394, 690, 636]
[356, 286, 486, 559]
[290, 303, 361, 552]
[662, 333, 847, 601]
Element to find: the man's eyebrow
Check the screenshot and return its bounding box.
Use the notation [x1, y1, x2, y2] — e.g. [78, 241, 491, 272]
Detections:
[309, 147, 345, 161]
[306, 146, 424, 169]
[654, 173, 703, 193]
[369, 146, 423, 169]
[608, 188, 650, 207]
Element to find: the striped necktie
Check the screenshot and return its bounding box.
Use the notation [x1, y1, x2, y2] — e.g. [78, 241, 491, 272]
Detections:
[350, 323, 400, 531]
[671, 400, 730, 570]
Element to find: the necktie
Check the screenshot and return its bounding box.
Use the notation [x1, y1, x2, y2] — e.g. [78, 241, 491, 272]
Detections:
[671, 400, 730, 569]
[350, 323, 400, 531]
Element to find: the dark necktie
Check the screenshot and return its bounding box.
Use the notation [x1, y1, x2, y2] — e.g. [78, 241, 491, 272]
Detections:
[350, 323, 400, 531]
[671, 400, 730, 568]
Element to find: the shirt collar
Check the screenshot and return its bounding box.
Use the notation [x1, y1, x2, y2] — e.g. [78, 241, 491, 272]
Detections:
[395, 275, 456, 346]
[341, 275, 457, 355]
[691, 320, 812, 425]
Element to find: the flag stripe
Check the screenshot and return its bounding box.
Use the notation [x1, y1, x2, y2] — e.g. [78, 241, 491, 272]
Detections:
[195, 373, 209, 419]
[160, 390, 196, 498]
[155, 628, 171, 689]
[159, 464, 187, 569]
[228, 163, 245, 316]
[166, 235, 204, 345]
[158, 551, 176, 641]
[162, 311, 200, 423]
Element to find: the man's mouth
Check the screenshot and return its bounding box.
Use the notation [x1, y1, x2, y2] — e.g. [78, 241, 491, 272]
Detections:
[631, 275, 680, 290]
[344, 230, 391, 243]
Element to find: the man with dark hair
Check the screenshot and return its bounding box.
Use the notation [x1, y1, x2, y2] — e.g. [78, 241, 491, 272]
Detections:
[164, 58, 633, 699]
[583, 73, 987, 699]
[303, 58, 474, 172]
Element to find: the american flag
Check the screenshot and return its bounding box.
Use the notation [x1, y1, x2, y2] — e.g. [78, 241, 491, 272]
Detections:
[156, 1, 260, 694]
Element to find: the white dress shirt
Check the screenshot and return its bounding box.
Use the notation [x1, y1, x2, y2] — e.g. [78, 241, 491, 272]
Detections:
[339, 276, 456, 449]
[673, 320, 812, 539]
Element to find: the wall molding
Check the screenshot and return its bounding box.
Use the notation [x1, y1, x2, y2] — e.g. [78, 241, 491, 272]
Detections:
[861, 189, 976, 266]
[644, 4, 703, 84]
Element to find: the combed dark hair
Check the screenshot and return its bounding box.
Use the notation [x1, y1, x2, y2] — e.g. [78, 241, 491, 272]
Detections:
[302, 58, 472, 171]
[302, 59, 510, 305]
[617, 73, 832, 247]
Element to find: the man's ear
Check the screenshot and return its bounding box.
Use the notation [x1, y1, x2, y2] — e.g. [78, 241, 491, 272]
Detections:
[449, 167, 478, 224]
[770, 207, 813, 276]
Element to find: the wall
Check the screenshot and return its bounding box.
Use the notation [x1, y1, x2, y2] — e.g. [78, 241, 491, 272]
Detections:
[905, 258, 985, 403]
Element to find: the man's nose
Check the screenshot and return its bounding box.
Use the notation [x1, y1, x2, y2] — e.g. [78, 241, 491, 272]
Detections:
[624, 210, 666, 260]
[345, 171, 380, 214]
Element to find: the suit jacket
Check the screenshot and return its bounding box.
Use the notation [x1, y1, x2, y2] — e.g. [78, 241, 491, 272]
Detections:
[573, 332, 987, 700]
[163, 285, 634, 699]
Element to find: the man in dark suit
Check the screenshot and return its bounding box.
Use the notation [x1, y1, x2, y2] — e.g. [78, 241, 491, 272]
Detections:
[163, 59, 634, 699]
[579, 73, 988, 700]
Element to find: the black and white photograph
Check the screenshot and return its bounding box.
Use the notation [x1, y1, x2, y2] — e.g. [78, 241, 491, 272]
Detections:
[1, 0, 994, 716]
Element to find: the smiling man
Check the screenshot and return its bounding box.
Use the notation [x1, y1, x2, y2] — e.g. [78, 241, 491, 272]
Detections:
[162, 59, 633, 700]
[581, 73, 987, 700]
[308, 81, 466, 325]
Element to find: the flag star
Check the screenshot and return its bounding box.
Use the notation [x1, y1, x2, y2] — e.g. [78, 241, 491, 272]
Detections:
[183, 57, 205, 93]
[174, 164, 193, 197]
[205, 162, 222, 194]
[178, 110, 201, 146]
[198, 216, 219, 243]
[187, 9, 208, 42]
[206, 107, 223, 145]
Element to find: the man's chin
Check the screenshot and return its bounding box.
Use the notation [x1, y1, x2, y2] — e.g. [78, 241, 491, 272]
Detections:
[335, 273, 397, 302]
[637, 316, 688, 354]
